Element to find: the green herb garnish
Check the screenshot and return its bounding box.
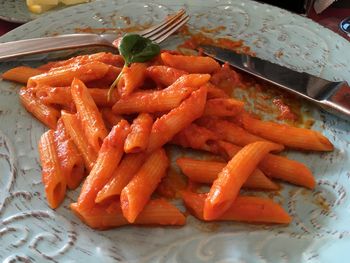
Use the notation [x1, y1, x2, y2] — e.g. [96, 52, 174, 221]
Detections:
[108, 34, 161, 101]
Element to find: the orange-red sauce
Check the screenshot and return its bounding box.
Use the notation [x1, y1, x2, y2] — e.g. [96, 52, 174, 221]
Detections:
[178, 25, 255, 56]
[176, 25, 314, 128]
[76, 18, 313, 128]
[273, 98, 297, 122]
[75, 25, 149, 35]
[204, 63, 311, 127]
[156, 167, 187, 199]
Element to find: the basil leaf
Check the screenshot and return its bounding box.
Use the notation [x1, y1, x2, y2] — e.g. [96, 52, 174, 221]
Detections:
[119, 34, 160, 66]
[108, 34, 160, 101]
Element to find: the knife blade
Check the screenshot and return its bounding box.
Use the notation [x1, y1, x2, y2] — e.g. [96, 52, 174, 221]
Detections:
[200, 44, 350, 121]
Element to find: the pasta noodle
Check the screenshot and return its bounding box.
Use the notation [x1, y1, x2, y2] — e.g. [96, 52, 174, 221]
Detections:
[176, 157, 279, 190]
[54, 119, 85, 189]
[217, 140, 316, 189]
[204, 141, 284, 220]
[147, 86, 208, 152]
[124, 113, 153, 153]
[171, 123, 219, 152]
[28, 61, 110, 87]
[197, 117, 267, 147]
[71, 78, 108, 152]
[203, 98, 244, 117]
[2, 66, 45, 84]
[146, 65, 188, 86]
[38, 130, 66, 209]
[71, 198, 185, 229]
[19, 87, 60, 129]
[112, 74, 210, 114]
[39, 52, 124, 70]
[182, 191, 291, 224]
[95, 152, 146, 203]
[61, 111, 97, 171]
[77, 120, 130, 210]
[161, 52, 220, 73]
[237, 112, 334, 151]
[101, 108, 123, 130]
[4, 47, 334, 230]
[118, 63, 147, 97]
[120, 148, 169, 223]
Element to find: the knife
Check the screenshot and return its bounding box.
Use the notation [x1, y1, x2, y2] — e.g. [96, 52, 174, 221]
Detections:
[200, 45, 350, 121]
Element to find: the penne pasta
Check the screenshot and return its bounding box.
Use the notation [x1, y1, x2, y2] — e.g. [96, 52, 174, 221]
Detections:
[32, 86, 119, 108]
[161, 52, 220, 73]
[238, 112, 334, 151]
[203, 98, 244, 117]
[61, 111, 97, 171]
[77, 120, 130, 210]
[218, 141, 316, 189]
[28, 61, 110, 88]
[7, 48, 335, 228]
[54, 119, 85, 190]
[147, 86, 208, 152]
[71, 78, 108, 152]
[19, 87, 60, 129]
[206, 83, 230, 99]
[118, 63, 148, 97]
[101, 108, 123, 130]
[112, 87, 194, 115]
[86, 65, 122, 88]
[71, 198, 185, 229]
[39, 52, 124, 70]
[182, 191, 291, 224]
[124, 113, 153, 153]
[146, 65, 188, 86]
[95, 152, 146, 203]
[120, 148, 169, 223]
[88, 88, 119, 107]
[210, 62, 241, 93]
[179, 158, 221, 181]
[197, 117, 267, 147]
[2, 66, 45, 84]
[172, 124, 315, 190]
[176, 157, 279, 190]
[33, 86, 72, 108]
[112, 74, 210, 114]
[156, 168, 187, 199]
[171, 123, 219, 152]
[204, 141, 284, 220]
[259, 153, 316, 189]
[38, 130, 66, 209]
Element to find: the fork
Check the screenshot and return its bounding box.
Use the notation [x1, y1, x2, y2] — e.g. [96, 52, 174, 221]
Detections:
[0, 9, 189, 61]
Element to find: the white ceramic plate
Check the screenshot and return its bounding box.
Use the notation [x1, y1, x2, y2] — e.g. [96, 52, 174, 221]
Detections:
[0, 0, 92, 23]
[0, 0, 350, 262]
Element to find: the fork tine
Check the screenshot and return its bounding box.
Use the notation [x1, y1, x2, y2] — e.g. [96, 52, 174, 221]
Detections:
[150, 15, 190, 44]
[139, 9, 185, 37]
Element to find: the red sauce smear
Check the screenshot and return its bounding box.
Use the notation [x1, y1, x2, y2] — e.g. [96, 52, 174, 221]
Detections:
[177, 25, 255, 56]
[273, 98, 297, 121]
[75, 25, 149, 35]
[176, 25, 315, 128]
[156, 167, 187, 199]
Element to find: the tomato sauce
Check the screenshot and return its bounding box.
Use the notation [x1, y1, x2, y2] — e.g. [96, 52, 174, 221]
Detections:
[178, 25, 255, 56]
[75, 25, 149, 35]
[156, 167, 187, 199]
[176, 24, 314, 128]
[272, 98, 297, 122]
[75, 21, 314, 128]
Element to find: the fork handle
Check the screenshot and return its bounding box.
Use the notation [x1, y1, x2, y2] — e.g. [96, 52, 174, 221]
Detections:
[0, 34, 112, 61]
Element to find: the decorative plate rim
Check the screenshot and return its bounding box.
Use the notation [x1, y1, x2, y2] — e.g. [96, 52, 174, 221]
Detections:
[0, 1, 349, 262]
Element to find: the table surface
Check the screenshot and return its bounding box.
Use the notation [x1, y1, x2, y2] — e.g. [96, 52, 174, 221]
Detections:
[0, 3, 349, 39]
